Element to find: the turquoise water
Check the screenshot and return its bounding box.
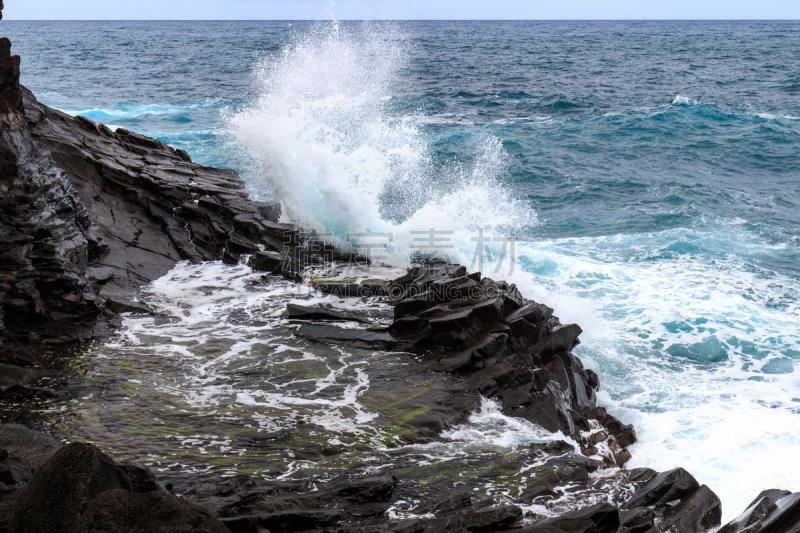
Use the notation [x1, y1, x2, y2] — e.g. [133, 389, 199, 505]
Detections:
[4, 19, 800, 519]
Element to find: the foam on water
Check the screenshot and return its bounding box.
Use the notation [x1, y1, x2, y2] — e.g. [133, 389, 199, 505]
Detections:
[502, 218, 800, 521]
[672, 94, 698, 106]
[443, 398, 578, 450]
[66, 99, 224, 121]
[108, 261, 389, 438]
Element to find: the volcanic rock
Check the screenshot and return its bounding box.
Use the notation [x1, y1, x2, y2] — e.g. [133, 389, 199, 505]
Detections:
[0, 37, 292, 349]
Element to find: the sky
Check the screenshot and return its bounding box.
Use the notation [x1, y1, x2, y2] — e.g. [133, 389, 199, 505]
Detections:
[3, 0, 800, 20]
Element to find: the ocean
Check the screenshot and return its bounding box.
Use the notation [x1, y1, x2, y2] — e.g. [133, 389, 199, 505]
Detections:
[4, 20, 800, 520]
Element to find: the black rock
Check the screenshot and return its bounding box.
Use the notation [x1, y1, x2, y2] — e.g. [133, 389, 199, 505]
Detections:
[118, 461, 163, 494]
[73, 489, 229, 533]
[8, 443, 132, 533]
[330, 473, 398, 502]
[294, 323, 404, 350]
[256, 509, 341, 532]
[624, 467, 700, 509]
[622, 467, 721, 533]
[536, 502, 620, 533]
[286, 303, 367, 322]
[719, 490, 800, 533]
[247, 250, 284, 273]
[1, 40, 297, 348]
[460, 504, 522, 532]
[0, 423, 61, 488]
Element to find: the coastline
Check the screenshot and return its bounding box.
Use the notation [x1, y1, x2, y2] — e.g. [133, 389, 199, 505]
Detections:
[1, 34, 799, 533]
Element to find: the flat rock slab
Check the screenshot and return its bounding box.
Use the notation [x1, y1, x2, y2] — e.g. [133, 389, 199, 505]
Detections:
[286, 303, 368, 323]
[294, 323, 402, 350]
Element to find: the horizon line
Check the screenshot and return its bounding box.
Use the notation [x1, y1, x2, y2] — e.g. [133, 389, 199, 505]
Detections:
[3, 18, 800, 22]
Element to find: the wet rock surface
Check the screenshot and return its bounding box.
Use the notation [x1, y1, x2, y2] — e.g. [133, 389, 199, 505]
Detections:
[292, 263, 635, 468]
[1, 38, 290, 353]
[718, 489, 800, 533]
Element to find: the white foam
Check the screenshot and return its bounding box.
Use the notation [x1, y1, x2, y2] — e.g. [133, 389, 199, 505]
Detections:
[116, 261, 388, 438]
[443, 397, 578, 450]
[672, 95, 697, 106]
[500, 221, 800, 521]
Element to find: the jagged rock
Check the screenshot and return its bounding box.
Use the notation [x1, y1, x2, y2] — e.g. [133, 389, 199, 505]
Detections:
[1, 38, 101, 346]
[719, 490, 800, 533]
[247, 250, 284, 273]
[1, 38, 295, 349]
[622, 467, 721, 533]
[624, 467, 700, 509]
[385, 264, 622, 449]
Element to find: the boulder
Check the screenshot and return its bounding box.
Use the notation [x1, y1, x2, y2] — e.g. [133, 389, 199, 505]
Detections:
[719, 490, 800, 533]
[0, 423, 61, 488]
[8, 443, 131, 533]
[72, 489, 229, 533]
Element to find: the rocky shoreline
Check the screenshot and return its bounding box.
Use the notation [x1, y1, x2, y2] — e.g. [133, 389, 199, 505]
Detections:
[1, 34, 799, 533]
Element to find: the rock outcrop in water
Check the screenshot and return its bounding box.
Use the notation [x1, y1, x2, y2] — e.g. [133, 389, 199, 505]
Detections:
[0, 37, 288, 352]
[386, 264, 634, 464]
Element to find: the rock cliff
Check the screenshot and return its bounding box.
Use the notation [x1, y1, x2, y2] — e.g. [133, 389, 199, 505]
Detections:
[0, 38, 289, 349]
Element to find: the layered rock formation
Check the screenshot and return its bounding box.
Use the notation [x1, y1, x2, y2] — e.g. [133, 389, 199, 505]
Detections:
[386, 264, 634, 464]
[0, 37, 289, 350]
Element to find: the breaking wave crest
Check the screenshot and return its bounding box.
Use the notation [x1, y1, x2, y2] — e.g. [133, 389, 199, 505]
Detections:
[229, 20, 535, 265]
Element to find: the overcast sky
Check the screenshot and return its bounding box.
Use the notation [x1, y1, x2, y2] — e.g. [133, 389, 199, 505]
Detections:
[3, 0, 800, 20]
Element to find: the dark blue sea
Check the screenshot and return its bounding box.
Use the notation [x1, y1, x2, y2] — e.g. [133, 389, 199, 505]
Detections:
[4, 20, 800, 518]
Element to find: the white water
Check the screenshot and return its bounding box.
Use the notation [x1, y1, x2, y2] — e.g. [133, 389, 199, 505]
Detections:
[228, 20, 800, 522]
[508, 222, 800, 521]
[229, 20, 533, 263]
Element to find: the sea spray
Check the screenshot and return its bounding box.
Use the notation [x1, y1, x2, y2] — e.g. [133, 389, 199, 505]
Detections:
[229, 20, 535, 264]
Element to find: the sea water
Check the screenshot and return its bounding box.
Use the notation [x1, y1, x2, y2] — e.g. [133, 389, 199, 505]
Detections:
[4, 19, 800, 520]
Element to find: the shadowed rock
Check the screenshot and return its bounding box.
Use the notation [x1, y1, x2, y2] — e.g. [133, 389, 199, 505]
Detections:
[286, 302, 368, 322]
[0, 423, 61, 488]
[73, 489, 229, 533]
[6, 440, 229, 533]
[718, 489, 800, 533]
[8, 443, 132, 533]
[1, 38, 291, 349]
